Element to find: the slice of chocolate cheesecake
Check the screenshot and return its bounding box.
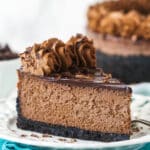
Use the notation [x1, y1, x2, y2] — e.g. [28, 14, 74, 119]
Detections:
[17, 34, 131, 142]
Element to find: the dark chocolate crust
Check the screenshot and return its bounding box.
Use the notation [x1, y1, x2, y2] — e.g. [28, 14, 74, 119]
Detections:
[96, 51, 150, 84]
[16, 98, 129, 142]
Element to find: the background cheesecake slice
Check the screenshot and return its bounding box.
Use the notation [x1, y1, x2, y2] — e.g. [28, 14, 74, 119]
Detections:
[17, 34, 131, 142]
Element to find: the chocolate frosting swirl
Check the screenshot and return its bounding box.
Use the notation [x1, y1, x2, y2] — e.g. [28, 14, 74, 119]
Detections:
[65, 34, 96, 68]
[20, 34, 96, 76]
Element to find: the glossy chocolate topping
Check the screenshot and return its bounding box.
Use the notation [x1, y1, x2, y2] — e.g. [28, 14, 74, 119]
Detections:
[20, 34, 96, 76]
[18, 69, 131, 93]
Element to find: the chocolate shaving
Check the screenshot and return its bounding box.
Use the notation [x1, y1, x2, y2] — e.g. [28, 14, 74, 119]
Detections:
[30, 134, 39, 138]
[42, 134, 52, 138]
[20, 134, 27, 137]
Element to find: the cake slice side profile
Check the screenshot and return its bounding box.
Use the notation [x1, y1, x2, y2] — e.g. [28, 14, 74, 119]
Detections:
[17, 34, 131, 142]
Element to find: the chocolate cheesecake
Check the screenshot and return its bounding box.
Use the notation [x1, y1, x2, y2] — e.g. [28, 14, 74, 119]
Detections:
[17, 34, 131, 142]
[0, 44, 18, 60]
[87, 0, 150, 83]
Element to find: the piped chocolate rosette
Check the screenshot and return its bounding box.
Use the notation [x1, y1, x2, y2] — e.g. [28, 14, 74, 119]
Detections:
[20, 34, 98, 76]
[20, 34, 115, 83]
[87, 0, 150, 40]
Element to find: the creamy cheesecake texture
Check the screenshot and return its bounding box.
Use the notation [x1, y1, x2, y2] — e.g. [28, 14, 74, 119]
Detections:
[17, 34, 131, 141]
[87, 0, 150, 40]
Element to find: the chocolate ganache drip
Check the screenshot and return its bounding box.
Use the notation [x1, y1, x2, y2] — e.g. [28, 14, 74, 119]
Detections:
[20, 34, 96, 76]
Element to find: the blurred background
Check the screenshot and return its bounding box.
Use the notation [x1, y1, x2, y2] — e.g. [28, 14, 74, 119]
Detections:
[0, 0, 100, 52]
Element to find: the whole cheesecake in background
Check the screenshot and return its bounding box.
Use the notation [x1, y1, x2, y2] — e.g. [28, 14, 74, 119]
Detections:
[17, 34, 131, 142]
[87, 0, 150, 83]
[0, 44, 18, 60]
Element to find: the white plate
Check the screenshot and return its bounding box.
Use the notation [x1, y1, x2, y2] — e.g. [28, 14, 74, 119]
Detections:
[0, 91, 150, 149]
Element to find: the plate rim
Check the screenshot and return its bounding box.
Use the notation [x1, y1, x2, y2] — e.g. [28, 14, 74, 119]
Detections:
[0, 134, 150, 149]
